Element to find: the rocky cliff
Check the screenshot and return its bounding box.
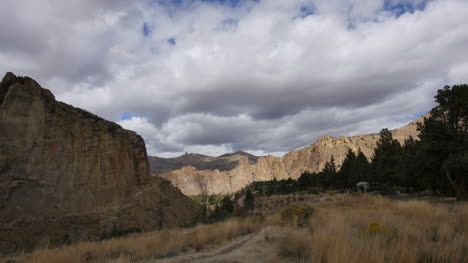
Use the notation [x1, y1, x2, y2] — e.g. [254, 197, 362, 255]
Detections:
[0, 73, 198, 251]
[157, 116, 424, 196]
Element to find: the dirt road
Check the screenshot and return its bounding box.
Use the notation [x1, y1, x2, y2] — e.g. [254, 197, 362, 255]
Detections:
[151, 227, 282, 263]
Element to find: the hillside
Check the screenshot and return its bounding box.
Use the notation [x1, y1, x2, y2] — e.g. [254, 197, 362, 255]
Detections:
[0, 73, 198, 251]
[155, 116, 424, 195]
[149, 151, 258, 174]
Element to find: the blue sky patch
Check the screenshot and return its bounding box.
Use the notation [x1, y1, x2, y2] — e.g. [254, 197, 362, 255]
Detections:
[384, 0, 429, 17]
[156, 0, 183, 7]
[299, 4, 315, 18]
[414, 110, 429, 118]
[202, 0, 240, 7]
[168, 37, 176, 45]
[143, 23, 152, 37]
[201, 0, 260, 8]
[408, 110, 429, 122]
[121, 112, 137, 120]
[153, 0, 259, 8]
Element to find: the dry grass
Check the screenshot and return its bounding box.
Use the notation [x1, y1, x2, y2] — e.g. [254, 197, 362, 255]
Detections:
[2, 217, 261, 263]
[3, 195, 466, 263]
[278, 195, 468, 263]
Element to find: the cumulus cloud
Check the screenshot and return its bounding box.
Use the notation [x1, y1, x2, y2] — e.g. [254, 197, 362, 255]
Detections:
[1, 0, 468, 157]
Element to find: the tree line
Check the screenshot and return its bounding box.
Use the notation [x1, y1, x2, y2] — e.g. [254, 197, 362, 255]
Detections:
[254, 85, 467, 200]
[194, 84, 466, 220]
[301, 84, 467, 200]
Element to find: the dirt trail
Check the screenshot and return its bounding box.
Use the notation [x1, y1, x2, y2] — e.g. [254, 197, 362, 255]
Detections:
[152, 227, 282, 263]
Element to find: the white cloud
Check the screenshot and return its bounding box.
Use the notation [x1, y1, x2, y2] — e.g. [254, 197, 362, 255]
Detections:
[447, 63, 468, 85]
[2, 0, 467, 157]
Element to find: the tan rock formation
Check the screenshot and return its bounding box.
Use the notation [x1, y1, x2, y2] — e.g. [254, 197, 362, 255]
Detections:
[0, 73, 198, 251]
[158, 116, 424, 196]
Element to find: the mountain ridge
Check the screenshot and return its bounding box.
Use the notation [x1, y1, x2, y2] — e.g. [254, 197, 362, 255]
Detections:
[154, 114, 425, 195]
[149, 151, 259, 174]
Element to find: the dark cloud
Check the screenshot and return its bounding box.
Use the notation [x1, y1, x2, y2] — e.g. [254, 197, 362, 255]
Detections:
[1, 0, 467, 157]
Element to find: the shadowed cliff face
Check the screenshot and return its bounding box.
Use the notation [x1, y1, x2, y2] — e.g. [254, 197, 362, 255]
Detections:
[155, 116, 424, 196]
[149, 151, 259, 174]
[0, 73, 198, 251]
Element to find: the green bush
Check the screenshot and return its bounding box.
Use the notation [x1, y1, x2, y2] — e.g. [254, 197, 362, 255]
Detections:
[192, 207, 208, 225]
[244, 189, 255, 210]
[280, 204, 315, 227]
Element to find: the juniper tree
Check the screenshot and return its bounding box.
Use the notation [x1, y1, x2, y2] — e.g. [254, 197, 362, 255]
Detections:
[417, 84, 467, 200]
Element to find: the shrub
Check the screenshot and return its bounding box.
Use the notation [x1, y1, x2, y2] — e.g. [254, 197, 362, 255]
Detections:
[209, 196, 234, 223]
[192, 207, 208, 225]
[99, 224, 142, 240]
[364, 222, 394, 240]
[280, 204, 315, 227]
[244, 189, 255, 210]
[221, 196, 234, 213]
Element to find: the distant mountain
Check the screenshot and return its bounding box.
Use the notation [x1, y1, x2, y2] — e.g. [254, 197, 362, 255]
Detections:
[154, 115, 425, 196]
[219, 151, 259, 160]
[0, 73, 198, 251]
[149, 151, 259, 174]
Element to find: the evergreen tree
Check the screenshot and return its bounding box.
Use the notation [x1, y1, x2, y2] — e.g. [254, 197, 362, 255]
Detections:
[322, 156, 338, 188]
[417, 84, 467, 200]
[338, 148, 370, 189]
[399, 136, 424, 193]
[244, 189, 254, 210]
[221, 196, 234, 213]
[209, 196, 234, 222]
[339, 149, 357, 188]
[354, 149, 370, 183]
[371, 128, 402, 188]
[298, 170, 321, 189]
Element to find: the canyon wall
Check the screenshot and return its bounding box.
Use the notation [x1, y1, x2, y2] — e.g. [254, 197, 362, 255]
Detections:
[0, 73, 198, 251]
[158, 115, 423, 196]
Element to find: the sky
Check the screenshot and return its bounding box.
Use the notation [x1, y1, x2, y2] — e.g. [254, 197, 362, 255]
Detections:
[1, 0, 468, 158]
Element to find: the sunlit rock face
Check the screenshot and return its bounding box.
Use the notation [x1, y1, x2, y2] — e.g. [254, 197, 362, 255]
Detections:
[0, 73, 198, 251]
[157, 115, 424, 196]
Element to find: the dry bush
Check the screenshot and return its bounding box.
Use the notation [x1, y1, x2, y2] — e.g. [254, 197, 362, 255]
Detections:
[4, 217, 262, 263]
[278, 195, 468, 263]
[280, 204, 315, 227]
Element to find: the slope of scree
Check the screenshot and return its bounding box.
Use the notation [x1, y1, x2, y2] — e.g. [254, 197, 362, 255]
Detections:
[155, 115, 424, 196]
[0, 72, 198, 252]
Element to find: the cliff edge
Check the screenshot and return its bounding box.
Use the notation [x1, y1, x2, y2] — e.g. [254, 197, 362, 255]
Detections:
[0, 73, 198, 251]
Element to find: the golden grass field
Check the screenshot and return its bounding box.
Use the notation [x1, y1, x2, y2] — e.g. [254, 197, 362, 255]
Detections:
[276, 195, 468, 263]
[2, 194, 467, 263]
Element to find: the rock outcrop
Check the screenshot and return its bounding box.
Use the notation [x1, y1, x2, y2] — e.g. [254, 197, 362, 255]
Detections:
[0, 73, 198, 251]
[157, 116, 424, 196]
